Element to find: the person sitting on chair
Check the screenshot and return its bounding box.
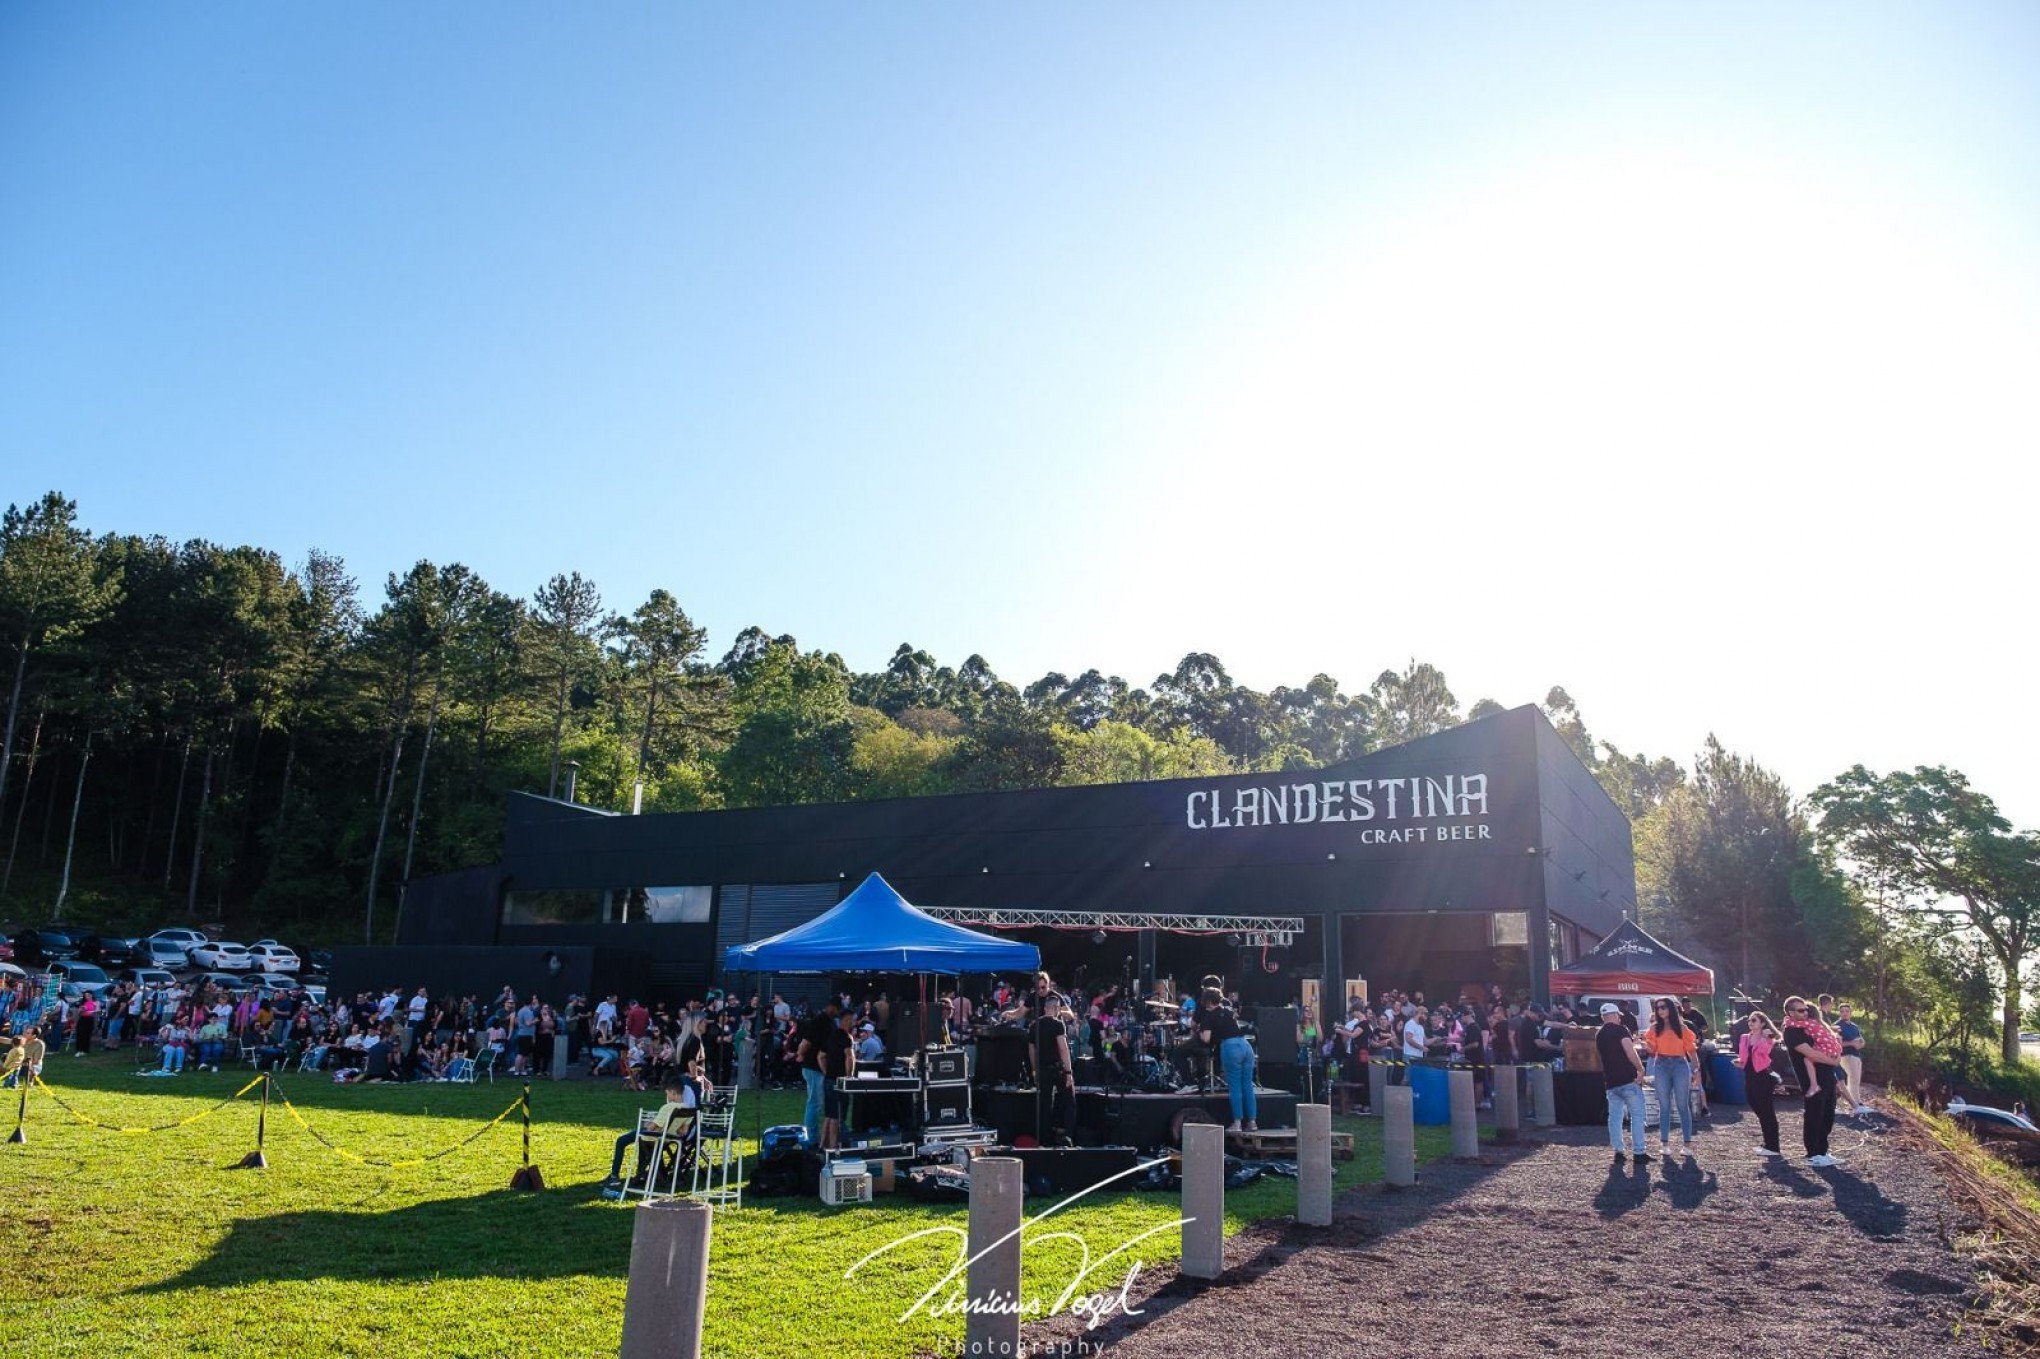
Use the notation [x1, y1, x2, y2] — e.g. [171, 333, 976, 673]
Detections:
[603, 1077, 699, 1191]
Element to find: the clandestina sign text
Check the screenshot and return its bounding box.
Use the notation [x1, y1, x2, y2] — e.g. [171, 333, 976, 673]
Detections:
[1185, 774, 1492, 844]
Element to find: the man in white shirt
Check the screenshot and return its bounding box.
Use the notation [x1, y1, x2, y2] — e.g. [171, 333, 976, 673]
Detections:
[596, 995, 619, 1030]
[407, 989, 428, 1025]
[1402, 1008, 1429, 1061]
[377, 990, 399, 1022]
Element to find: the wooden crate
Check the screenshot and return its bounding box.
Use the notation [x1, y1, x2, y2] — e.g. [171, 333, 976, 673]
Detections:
[1227, 1127, 1355, 1161]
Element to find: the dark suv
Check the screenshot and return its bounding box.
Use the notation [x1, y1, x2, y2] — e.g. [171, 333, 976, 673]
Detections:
[83, 935, 140, 969]
[12, 927, 83, 966]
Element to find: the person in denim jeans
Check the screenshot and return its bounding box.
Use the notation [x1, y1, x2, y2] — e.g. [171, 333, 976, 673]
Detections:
[1596, 1003, 1651, 1164]
[1198, 987, 1258, 1132]
[797, 998, 842, 1144]
[1644, 998, 1699, 1152]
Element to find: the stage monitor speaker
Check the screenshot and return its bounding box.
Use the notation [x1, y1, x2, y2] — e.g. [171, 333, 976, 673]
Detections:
[1255, 1005, 1298, 1037]
[924, 1086, 972, 1128]
[974, 1029, 1030, 1086]
[1004, 1145, 1140, 1197]
[924, 1047, 968, 1085]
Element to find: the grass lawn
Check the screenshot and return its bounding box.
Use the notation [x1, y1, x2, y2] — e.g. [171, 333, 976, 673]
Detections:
[1, 1054, 1463, 1357]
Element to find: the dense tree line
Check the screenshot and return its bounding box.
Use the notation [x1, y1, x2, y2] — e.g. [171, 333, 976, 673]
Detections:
[2, 488, 2033, 1065]
[0, 492, 1597, 940]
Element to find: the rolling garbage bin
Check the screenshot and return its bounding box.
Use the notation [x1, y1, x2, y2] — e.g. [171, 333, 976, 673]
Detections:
[1409, 1062, 1450, 1125]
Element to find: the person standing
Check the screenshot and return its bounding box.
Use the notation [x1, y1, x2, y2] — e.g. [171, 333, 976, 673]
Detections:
[1033, 994, 1079, 1145]
[820, 1006, 858, 1150]
[1782, 995, 1846, 1166]
[1836, 1002, 1866, 1117]
[1735, 1010, 1784, 1158]
[1645, 998, 1700, 1153]
[1199, 987, 1257, 1134]
[73, 993, 97, 1056]
[1597, 1003, 1651, 1165]
[1678, 998, 1713, 1116]
[796, 998, 840, 1145]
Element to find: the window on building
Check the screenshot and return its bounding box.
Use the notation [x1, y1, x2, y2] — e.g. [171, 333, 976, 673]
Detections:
[630, 885, 712, 925]
[502, 889, 606, 926]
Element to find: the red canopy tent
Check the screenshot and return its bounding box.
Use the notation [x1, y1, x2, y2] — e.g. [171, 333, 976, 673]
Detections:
[1548, 919, 1715, 997]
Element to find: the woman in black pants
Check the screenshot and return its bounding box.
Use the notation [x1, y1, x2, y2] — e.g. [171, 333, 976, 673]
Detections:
[1735, 1010, 1784, 1158]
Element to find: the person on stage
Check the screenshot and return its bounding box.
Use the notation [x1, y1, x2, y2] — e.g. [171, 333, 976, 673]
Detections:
[1032, 993, 1078, 1145]
[1198, 985, 1257, 1134]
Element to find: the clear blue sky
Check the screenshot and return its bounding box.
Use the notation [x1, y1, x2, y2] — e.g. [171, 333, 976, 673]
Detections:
[3, 4, 2036, 822]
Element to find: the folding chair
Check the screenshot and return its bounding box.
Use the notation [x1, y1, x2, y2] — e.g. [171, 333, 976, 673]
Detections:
[620, 1108, 698, 1204]
[298, 1043, 325, 1074]
[474, 1048, 500, 1083]
[444, 1055, 475, 1084]
[690, 1089, 743, 1209]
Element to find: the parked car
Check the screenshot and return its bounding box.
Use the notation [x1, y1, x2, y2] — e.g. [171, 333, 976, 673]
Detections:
[0, 962, 26, 983]
[0, 937, 13, 962]
[44, 960, 112, 997]
[147, 927, 210, 952]
[246, 943, 300, 973]
[188, 940, 253, 971]
[307, 949, 333, 974]
[134, 937, 192, 970]
[12, 927, 83, 966]
[84, 935, 140, 969]
[115, 967, 179, 992]
[194, 971, 254, 995]
[1949, 1100, 2040, 1166]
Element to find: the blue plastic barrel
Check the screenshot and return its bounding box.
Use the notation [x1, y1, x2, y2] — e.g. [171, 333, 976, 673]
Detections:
[1409, 1063, 1451, 1125]
[1709, 1051, 1745, 1105]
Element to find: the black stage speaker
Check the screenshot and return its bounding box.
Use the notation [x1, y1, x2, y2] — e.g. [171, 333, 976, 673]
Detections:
[924, 1047, 968, 1085]
[1255, 1005, 1298, 1038]
[1554, 1070, 1606, 1126]
[1004, 1145, 1141, 1197]
[974, 1028, 1031, 1086]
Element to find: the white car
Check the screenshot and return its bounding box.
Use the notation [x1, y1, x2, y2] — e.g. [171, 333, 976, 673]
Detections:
[135, 937, 192, 970]
[148, 927, 209, 951]
[190, 940, 253, 971]
[246, 943, 300, 973]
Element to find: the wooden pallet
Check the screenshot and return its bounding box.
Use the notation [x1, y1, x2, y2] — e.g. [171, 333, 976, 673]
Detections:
[1226, 1127, 1355, 1161]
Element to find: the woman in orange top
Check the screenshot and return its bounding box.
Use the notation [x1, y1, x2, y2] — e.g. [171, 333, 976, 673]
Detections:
[1645, 997, 1700, 1152]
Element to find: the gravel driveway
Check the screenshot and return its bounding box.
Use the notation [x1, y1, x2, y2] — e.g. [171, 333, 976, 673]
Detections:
[1025, 1098, 1988, 1358]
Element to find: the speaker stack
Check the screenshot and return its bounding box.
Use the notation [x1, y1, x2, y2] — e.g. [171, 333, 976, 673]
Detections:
[922, 1045, 973, 1133]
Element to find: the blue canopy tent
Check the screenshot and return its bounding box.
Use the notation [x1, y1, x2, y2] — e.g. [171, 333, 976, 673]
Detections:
[722, 872, 1040, 976]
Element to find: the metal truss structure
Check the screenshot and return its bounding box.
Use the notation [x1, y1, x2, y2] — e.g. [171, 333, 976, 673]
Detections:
[922, 906, 1305, 947]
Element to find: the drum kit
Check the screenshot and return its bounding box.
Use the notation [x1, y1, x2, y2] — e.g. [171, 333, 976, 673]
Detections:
[1119, 995, 1217, 1091]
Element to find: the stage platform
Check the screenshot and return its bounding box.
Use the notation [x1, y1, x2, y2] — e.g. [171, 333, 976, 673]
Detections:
[981, 1085, 1299, 1150]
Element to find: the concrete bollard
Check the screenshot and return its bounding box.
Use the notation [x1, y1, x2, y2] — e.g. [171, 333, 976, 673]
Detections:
[1448, 1068, 1479, 1159]
[1528, 1066, 1555, 1127]
[966, 1156, 1023, 1359]
[1367, 1061, 1388, 1117]
[1297, 1103, 1333, 1227]
[551, 1034, 570, 1082]
[1383, 1084, 1416, 1187]
[1181, 1122, 1225, 1279]
[1493, 1065, 1520, 1141]
[619, 1198, 713, 1359]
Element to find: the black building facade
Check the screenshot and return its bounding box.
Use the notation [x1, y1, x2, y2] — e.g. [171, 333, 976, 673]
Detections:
[385, 704, 1634, 1025]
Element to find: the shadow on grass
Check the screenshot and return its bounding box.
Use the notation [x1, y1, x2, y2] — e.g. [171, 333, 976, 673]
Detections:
[38, 1056, 811, 1135]
[138, 1182, 628, 1293]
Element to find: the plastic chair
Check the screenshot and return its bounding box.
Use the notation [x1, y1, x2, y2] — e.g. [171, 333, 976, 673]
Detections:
[444, 1055, 475, 1084]
[690, 1089, 743, 1209]
[621, 1108, 698, 1204]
